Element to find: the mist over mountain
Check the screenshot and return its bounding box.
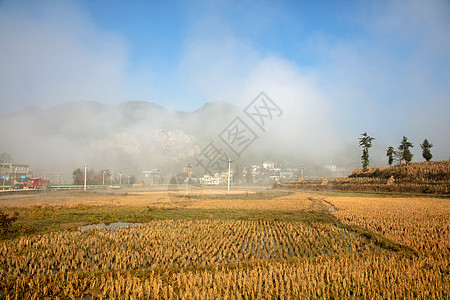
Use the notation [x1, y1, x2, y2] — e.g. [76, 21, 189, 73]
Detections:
[1, 100, 264, 182]
[2, 98, 446, 183]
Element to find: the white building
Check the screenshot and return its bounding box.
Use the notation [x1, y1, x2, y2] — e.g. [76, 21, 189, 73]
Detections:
[324, 165, 337, 172]
[262, 161, 275, 170]
[200, 175, 220, 185]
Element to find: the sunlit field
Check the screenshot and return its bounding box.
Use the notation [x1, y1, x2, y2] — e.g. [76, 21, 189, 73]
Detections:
[1, 187, 449, 298]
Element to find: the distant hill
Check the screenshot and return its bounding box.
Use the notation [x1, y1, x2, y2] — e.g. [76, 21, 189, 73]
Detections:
[0, 100, 241, 182]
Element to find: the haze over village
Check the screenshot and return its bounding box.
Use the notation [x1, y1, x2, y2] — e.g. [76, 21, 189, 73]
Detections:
[1, 0, 449, 188]
[1, 99, 356, 186]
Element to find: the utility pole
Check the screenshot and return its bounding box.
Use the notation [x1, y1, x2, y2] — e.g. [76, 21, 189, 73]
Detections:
[102, 170, 106, 185]
[227, 159, 232, 192]
[84, 163, 87, 192]
[119, 172, 122, 185]
[185, 163, 191, 196]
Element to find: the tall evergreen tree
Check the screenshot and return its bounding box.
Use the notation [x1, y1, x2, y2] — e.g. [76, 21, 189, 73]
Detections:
[359, 132, 375, 171]
[420, 139, 433, 161]
[386, 146, 396, 166]
[398, 136, 414, 164]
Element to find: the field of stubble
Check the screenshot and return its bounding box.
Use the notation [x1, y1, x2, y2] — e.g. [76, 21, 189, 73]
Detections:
[0, 187, 449, 299]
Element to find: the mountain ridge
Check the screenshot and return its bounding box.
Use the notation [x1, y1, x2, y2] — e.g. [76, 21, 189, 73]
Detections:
[2, 100, 238, 117]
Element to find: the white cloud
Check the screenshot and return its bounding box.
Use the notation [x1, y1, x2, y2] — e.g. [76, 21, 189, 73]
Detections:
[169, 0, 450, 163]
[0, 0, 128, 113]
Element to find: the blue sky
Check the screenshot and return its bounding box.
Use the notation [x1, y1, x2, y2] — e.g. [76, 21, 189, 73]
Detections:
[1, 0, 449, 161]
[83, 1, 359, 70]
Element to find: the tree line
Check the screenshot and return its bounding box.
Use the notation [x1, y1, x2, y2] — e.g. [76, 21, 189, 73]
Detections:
[72, 168, 137, 185]
[359, 133, 434, 170]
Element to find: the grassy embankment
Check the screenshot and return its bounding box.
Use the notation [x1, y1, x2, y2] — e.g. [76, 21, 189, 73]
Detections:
[277, 160, 450, 195]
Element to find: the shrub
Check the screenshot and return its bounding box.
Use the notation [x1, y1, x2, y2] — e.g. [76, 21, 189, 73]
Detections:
[0, 211, 18, 236]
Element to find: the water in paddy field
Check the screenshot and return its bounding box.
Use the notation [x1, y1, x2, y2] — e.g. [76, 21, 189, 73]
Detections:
[80, 222, 143, 230]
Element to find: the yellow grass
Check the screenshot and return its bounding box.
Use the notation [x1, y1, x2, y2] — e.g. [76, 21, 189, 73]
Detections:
[1, 220, 373, 277]
[0, 189, 317, 211]
[328, 195, 450, 253]
[187, 193, 316, 211]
